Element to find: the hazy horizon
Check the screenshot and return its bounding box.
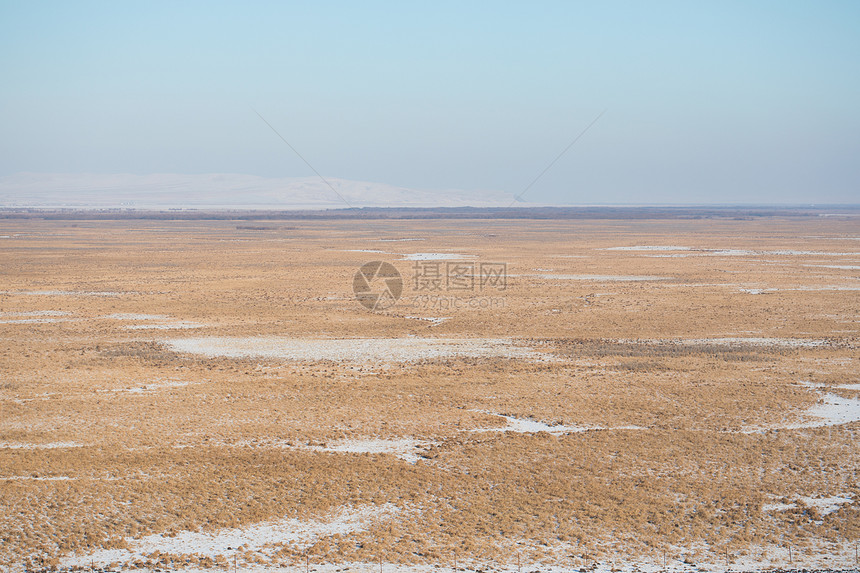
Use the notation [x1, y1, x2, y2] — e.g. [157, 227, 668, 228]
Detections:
[2, 1, 859, 206]
[3, 172, 860, 210]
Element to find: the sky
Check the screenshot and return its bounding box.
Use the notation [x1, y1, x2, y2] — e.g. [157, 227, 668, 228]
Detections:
[1, 1, 859, 205]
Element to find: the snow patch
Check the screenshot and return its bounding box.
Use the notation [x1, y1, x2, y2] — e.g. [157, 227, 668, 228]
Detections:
[304, 438, 432, 464]
[604, 245, 692, 251]
[99, 379, 192, 394]
[761, 502, 796, 512]
[789, 285, 860, 291]
[537, 274, 671, 281]
[756, 382, 860, 430]
[60, 504, 400, 569]
[475, 414, 590, 435]
[742, 285, 860, 292]
[103, 313, 170, 320]
[403, 253, 473, 260]
[763, 494, 853, 516]
[621, 248, 860, 258]
[165, 337, 541, 363]
[404, 316, 450, 326]
[790, 393, 860, 428]
[125, 321, 206, 330]
[0, 310, 71, 317]
[0, 317, 73, 324]
[0, 441, 83, 449]
[0, 475, 76, 481]
[629, 337, 830, 348]
[764, 250, 859, 256]
[471, 410, 646, 436]
[0, 290, 123, 296]
[100, 313, 206, 329]
[469, 412, 640, 436]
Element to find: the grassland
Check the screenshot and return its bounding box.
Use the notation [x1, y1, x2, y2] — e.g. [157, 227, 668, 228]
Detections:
[1, 216, 858, 572]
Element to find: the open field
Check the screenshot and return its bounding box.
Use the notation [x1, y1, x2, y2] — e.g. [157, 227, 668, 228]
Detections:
[1, 215, 859, 573]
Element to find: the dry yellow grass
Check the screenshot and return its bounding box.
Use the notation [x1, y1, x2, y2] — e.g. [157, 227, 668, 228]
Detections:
[0, 216, 858, 571]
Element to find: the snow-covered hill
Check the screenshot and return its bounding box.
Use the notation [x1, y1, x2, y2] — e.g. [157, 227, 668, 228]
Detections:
[0, 173, 521, 209]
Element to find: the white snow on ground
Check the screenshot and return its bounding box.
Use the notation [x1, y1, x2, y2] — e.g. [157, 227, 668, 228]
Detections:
[0, 290, 122, 296]
[836, 383, 860, 390]
[474, 413, 591, 435]
[801, 495, 854, 515]
[402, 253, 473, 260]
[479, 388, 859, 436]
[788, 285, 860, 291]
[60, 504, 400, 569]
[99, 379, 192, 394]
[0, 441, 83, 449]
[0, 310, 70, 317]
[125, 321, 205, 330]
[207, 437, 433, 464]
[604, 245, 692, 251]
[761, 502, 796, 512]
[2, 394, 58, 404]
[739, 288, 768, 294]
[404, 316, 450, 326]
[786, 393, 860, 428]
[99, 313, 206, 329]
[304, 438, 432, 463]
[470, 412, 644, 436]
[0, 317, 73, 324]
[763, 494, 853, 516]
[620, 337, 830, 348]
[0, 475, 76, 481]
[747, 382, 860, 431]
[738, 285, 860, 292]
[652, 283, 726, 288]
[165, 337, 542, 363]
[102, 313, 170, 320]
[614, 247, 860, 258]
[343, 249, 389, 253]
[763, 250, 860, 256]
[805, 264, 860, 270]
[537, 274, 672, 281]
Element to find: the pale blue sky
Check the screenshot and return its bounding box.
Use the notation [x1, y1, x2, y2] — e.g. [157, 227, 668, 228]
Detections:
[1, 1, 858, 204]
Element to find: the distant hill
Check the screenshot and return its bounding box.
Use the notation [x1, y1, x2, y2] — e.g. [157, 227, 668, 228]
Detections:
[0, 173, 521, 209]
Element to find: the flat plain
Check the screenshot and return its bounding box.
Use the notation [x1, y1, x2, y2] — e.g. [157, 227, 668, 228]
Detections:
[1, 215, 859, 573]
